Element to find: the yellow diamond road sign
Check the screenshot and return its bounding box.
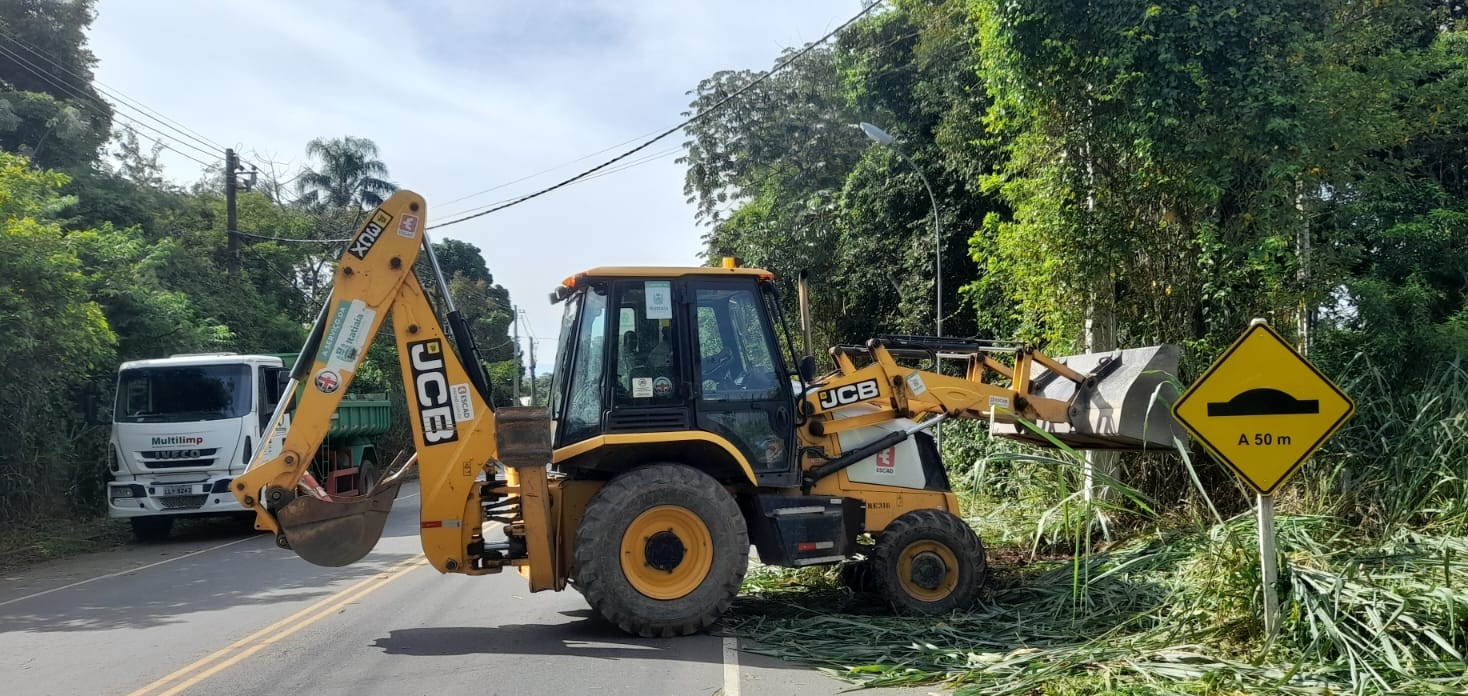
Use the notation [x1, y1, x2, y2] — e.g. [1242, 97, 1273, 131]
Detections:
[1172, 322, 1355, 495]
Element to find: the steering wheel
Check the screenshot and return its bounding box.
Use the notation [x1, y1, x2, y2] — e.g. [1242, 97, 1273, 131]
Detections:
[702, 349, 744, 390]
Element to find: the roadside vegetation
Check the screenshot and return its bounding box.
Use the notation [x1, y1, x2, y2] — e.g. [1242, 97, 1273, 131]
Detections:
[3, 0, 1466, 689]
[0, 1, 524, 531]
[694, 1, 1468, 693]
[726, 362, 1468, 694]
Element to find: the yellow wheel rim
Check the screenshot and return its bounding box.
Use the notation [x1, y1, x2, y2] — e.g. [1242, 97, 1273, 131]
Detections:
[620, 505, 714, 600]
[896, 540, 959, 602]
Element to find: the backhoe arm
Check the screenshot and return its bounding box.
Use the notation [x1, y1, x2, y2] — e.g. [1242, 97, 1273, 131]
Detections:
[232, 191, 551, 574]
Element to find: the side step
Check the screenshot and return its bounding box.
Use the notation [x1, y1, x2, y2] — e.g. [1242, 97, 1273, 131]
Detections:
[743, 495, 864, 567]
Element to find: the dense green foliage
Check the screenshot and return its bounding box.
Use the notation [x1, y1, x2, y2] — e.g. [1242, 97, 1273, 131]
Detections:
[685, 0, 1468, 371]
[0, 4, 523, 520]
[688, 0, 1468, 692]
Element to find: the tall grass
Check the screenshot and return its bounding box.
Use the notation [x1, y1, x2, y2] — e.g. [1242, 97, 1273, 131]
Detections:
[726, 356, 1468, 694]
[1304, 356, 1468, 535]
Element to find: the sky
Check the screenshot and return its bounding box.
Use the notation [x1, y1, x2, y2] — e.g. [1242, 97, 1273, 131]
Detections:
[87, 0, 860, 370]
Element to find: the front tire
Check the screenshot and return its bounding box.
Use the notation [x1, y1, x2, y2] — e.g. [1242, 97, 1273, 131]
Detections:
[869, 509, 986, 614]
[573, 464, 749, 637]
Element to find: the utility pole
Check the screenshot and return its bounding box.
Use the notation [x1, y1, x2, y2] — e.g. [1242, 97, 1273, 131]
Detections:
[225, 148, 239, 274]
[527, 336, 537, 407]
[511, 304, 521, 403]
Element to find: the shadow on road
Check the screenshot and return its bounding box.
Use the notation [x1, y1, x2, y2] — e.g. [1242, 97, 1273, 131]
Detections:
[0, 551, 420, 634]
[370, 612, 764, 667]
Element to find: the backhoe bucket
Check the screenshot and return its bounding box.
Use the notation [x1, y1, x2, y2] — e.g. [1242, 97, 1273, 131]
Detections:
[1002, 345, 1186, 450]
[275, 463, 410, 567]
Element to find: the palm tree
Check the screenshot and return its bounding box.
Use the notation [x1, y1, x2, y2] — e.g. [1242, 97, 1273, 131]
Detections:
[295, 136, 397, 210]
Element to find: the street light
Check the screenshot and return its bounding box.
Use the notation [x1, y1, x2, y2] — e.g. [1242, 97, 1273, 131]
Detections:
[860, 122, 943, 337]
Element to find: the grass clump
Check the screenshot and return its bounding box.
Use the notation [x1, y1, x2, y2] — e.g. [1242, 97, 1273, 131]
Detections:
[724, 357, 1468, 694]
[0, 516, 132, 572]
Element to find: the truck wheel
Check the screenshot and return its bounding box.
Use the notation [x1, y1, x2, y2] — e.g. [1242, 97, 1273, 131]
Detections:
[358, 458, 377, 495]
[130, 516, 174, 542]
[573, 464, 748, 638]
[869, 509, 985, 614]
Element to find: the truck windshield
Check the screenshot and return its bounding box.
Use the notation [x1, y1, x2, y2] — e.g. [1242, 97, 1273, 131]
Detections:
[115, 364, 253, 423]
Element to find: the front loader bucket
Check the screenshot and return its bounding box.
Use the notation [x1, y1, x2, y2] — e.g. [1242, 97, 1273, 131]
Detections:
[1002, 344, 1186, 450]
[275, 467, 408, 567]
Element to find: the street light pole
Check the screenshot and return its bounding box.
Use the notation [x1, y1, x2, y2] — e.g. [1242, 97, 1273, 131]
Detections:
[860, 122, 943, 337]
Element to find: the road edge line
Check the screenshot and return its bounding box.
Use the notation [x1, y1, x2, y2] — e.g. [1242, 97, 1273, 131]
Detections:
[0, 535, 261, 609]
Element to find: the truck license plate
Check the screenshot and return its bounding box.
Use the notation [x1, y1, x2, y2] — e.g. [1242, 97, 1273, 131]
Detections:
[161, 485, 192, 496]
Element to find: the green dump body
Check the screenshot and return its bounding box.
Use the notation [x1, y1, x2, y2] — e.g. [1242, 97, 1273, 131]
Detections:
[329, 395, 392, 440]
[276, 353, 391, 494]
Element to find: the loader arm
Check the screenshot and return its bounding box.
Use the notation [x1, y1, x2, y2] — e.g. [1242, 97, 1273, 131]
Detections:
[804, 336, 1183, 449]
[231, 191, 553, 577]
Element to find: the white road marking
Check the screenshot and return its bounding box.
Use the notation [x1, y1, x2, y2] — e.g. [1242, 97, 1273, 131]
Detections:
[0, 484, 420, 612]
[723, 636, 741, 696]
[0, 535, 261, 609]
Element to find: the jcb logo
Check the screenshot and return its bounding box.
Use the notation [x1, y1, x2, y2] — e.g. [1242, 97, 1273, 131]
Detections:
[409, 339, 458, 445]
[347, 210, 394, 260]
[817, 379, 880, 410]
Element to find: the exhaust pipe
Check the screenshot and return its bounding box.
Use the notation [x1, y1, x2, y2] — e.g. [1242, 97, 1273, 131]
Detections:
[797, 270, 813, 358]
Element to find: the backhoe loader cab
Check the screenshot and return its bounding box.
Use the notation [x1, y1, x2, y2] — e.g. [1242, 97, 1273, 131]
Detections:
[235, 191, 1184, 639]
[547, 267, 801, 488]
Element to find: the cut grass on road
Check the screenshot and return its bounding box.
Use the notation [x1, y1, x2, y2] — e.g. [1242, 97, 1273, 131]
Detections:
[724, 519, 1468, 696]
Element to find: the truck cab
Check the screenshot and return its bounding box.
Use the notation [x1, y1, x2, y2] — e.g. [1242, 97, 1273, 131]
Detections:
[107, 353, 289, 539]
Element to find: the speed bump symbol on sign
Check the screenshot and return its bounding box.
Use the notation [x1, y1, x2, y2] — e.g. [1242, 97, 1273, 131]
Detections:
[1172, 322, 1355, 495]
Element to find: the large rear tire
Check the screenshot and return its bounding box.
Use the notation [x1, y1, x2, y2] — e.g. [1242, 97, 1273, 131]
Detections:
[869, 509, 985, 614]
[573, 464, 749, 637]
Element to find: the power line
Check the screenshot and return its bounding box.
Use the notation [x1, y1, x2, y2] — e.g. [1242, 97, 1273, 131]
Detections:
[236, 230, 352, 245]
[0, 21, 227, 156]
[0, 40, 221, 164]
[436, 126, 671, 208]
[425, 0, 884, 231]
[433, 145, 682, 220]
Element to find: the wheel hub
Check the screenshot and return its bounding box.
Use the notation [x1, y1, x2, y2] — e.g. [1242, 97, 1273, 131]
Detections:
[644, 530, 687, 572]
[620, 505, 715, 600]
[895, 539, 961, 603]
[908, 551, 947, 590]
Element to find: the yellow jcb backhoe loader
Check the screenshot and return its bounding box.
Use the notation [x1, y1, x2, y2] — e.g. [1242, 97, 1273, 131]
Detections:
[232, 191, 1185, 637]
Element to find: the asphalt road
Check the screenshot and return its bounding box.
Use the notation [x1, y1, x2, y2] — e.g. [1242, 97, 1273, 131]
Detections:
[1, 483, 944, 696]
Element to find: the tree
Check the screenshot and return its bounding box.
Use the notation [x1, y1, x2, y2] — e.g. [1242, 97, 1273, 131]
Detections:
[0, 0, 111, 172]
[295, 136, 396, 210]
[0, 151, 115, 518]
[682, 1, 992, 348]
[110, 124, 165, 189]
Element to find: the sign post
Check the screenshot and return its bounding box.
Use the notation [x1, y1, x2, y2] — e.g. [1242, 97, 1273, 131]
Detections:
[1172, 319, 1354, 637]
[1256, 491, 1279, 635]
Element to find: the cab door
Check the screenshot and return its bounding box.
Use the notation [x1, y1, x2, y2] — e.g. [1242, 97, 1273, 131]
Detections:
[604, 279, 691, 432]
[688, 279, 797, 487]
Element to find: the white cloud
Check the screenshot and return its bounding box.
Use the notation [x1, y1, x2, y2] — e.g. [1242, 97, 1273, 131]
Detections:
[89, 0, 859, 367]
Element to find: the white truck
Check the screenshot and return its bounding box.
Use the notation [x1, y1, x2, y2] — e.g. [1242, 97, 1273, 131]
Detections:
[106, 353, 388, 540]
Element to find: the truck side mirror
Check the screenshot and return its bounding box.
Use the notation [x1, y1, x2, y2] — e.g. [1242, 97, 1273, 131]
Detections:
[275, 370, 291, 400]
[798, 355, 817, 383]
